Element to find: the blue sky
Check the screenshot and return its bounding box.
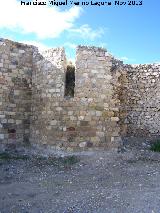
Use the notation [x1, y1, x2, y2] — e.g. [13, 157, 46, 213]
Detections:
[0, 0, 160, 64]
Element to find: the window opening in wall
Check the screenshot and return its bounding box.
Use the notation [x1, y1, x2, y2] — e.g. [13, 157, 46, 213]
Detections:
[65, 64, 75, 98]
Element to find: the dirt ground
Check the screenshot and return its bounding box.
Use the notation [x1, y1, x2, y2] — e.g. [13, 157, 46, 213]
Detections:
[0, 141, 160, 213]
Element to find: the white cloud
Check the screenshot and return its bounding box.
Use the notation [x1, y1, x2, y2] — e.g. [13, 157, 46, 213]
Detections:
[0, 0, 82, 39]
[69, 24, 104, 41]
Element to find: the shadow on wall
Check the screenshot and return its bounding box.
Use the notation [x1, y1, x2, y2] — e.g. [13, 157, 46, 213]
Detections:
[64, 64, 75, 98]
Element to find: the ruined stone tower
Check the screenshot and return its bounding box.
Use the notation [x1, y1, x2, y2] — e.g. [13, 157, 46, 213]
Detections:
[0, 39, 160, 151]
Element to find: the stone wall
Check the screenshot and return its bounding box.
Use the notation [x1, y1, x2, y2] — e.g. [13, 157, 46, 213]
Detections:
[0, 38, 159, 151]
[0, 39, 33, 146]
[30, 47, 67, 147]
[30, 46, 121, 150]
[117, 64, 160, 137]
[74, 46, 121, 149]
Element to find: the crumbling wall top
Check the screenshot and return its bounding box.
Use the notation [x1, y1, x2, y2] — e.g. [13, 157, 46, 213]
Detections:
[76, 45, 107, 53]
[0, 38, 34, 49]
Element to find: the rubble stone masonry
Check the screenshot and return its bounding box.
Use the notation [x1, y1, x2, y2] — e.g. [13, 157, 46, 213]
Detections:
[117, 64, 160, 137]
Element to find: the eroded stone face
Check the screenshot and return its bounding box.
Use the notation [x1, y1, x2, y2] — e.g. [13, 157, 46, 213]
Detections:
[0, 39, 159, 151]
[0, 39, 33, 145]
[117, 63, 160, 137]
[30, 45, 122, 150]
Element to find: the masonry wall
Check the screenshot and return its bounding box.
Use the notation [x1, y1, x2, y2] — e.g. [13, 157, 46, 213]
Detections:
[1, 38, 159, 151]
[30, 46, 121, 150]
[30, 47, 67, 147]
[117, 64, 160, 137]
[75, 46, 121, 149]
[0, 39, 33, 145]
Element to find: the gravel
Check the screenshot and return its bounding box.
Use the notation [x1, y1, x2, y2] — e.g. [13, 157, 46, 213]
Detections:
[0, 141, 160, 213]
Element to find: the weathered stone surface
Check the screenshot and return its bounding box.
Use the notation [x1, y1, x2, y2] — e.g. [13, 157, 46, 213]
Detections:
[0, 39, 32, 145]
[0, 39, 159, 151]
[117, 63, 160, 137]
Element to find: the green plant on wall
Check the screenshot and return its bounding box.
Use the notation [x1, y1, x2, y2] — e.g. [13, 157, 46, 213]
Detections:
[150, 140, 160, 152]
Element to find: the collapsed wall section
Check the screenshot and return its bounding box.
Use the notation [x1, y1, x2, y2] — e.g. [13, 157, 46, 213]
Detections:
[0, 39, 33, 146]
[117, 64, 160, 137]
